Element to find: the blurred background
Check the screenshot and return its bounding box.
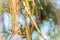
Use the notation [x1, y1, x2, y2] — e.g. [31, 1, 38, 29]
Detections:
[0, 0, 60, 40]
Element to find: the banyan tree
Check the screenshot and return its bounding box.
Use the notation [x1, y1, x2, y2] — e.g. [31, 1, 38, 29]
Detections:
[0, 0, 60, 40]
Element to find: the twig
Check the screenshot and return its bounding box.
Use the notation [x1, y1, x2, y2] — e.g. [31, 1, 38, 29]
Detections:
[24, 0, 31, 40]
[38, 0, 43, 10]
[23, 1, 46, 40]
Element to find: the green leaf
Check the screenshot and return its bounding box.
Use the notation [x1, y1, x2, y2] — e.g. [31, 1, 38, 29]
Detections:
[0, 3, 3, 14]
[27, 0, 32, 3]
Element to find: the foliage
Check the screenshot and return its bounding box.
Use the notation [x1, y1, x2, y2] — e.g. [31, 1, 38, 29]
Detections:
[1, 0, 60, 40]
